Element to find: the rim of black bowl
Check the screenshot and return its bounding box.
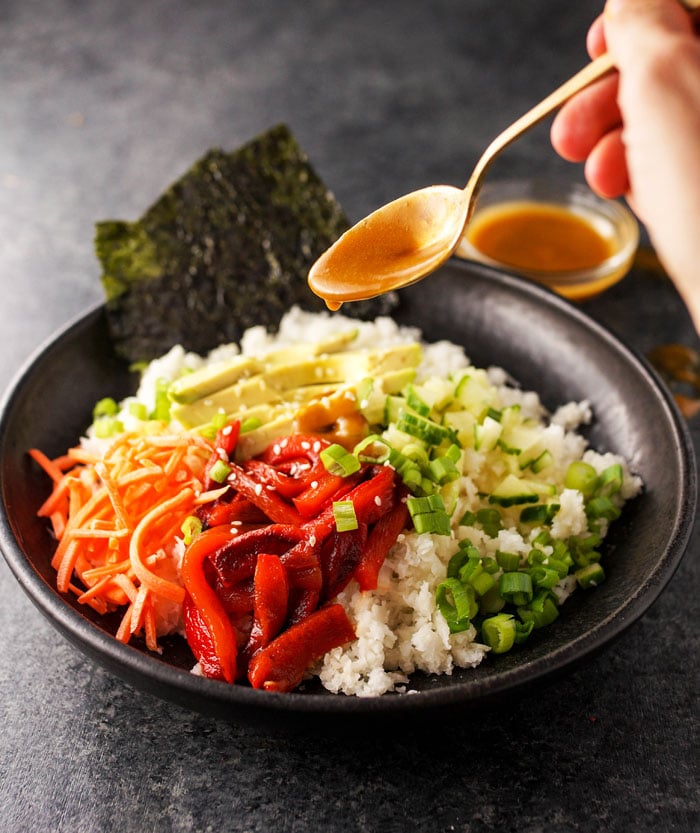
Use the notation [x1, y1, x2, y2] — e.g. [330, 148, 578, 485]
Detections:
[0, 261, 696, 722]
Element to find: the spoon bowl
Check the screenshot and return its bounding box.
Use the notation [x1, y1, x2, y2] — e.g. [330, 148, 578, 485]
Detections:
[309, 184, 468, 309]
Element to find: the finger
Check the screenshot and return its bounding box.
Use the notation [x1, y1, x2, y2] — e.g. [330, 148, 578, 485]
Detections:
[584, 127, 630, 199]
[604, 0, 695, 64]
[587, 14, 607, 57]
[550, 74, 621, 162]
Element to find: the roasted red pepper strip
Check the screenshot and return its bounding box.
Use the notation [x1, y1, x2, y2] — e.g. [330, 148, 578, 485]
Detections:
[260, 434, 349, 517]
[183, 592, 226, 680]
[320, 523, 368, 601]
[279, 536, 324, 592]
[354, 499, 409, 591]
[285, 586, 321, 627]
[214, 576, 255, 617]
[210, 524, 305, 586]
[247, 603, 356, 692]
[261, 434, 331, 467]
[198, 492, 269, 529]
[243, 459, 307, 500]
[292, 470, 361, 518]
[227, 464, 304, 525]
[181, 526, 239, 684]
[247, 554, 289, 654]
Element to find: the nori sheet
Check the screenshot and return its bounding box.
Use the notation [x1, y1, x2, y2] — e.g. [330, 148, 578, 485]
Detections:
[95, 124, 398, 363]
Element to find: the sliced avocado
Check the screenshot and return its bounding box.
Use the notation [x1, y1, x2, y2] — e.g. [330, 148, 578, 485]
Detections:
[262, 330, 360, 365]
[172, 344, 421, 427]
[168, 355, 263, 404]
[235, 413, 297, 460]
[171, 375, 282, 427]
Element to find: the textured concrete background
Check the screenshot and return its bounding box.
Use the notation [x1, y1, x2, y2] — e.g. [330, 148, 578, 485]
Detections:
[1, 1, 698, 831]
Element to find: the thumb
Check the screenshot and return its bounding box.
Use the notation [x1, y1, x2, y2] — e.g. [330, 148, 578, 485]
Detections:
[603, 0, 695, 66]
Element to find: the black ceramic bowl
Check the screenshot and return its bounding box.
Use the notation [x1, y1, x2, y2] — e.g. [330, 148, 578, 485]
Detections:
[0, 261, 695, 727]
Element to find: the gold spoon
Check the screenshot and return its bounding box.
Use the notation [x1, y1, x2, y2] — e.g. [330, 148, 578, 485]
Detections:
[309, 0, 700, 309]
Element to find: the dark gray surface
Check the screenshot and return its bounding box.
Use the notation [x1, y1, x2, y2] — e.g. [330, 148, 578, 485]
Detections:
[0, 1, 697, 831]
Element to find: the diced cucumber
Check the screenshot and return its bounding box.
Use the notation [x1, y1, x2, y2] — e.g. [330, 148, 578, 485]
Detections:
[474, 415, 502, 451]
[454, 369, 500, 417]
[443, 410, 477, 447]
[488, 474, 555, 507]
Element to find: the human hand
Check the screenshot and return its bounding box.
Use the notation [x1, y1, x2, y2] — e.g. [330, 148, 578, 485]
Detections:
[551, 0, 700, 331]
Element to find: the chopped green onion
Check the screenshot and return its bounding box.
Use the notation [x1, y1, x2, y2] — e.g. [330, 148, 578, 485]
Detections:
[586, 495, 621, 522]
[520, 503, 559, 525]
[575, 562, 605, 589]
[447, 543, 480, 578]
[436, 578, 475, 633]
[478, 584, 507, 614]
[320, 443, 361, 477]
[481, 556, 499, 574]
[470, 569, 497, 597]
[514, 619, 535, 644]
[128, 401, 148, 420]
[151, 378, 172, 422]
[407, 493, 451, 535]
[499, 570, 533, 606]
[333, 500, 359, 532]
[402, 442, 430, 467]
[353, 434, 392, 463]
[240, 416, 262, 433]
[180, 515, 203, 545]
[476, 507, 503, 537]
[564, 460, 599, 496]
[428, 454, 460, 485]
[459, 510, 477, 527]
[528, 565, 561, 590]
[457, 555, 481, 583]
[518, 589, 559, 629]
[481, 613, 516, 654]
[93, 416, 124, 439]
[496, 550, 521, 572]
[209, 459, 232, 484]
[597, 464, 623, 497]
[93, 397, 119, 419]
[533, 529, 552, 547]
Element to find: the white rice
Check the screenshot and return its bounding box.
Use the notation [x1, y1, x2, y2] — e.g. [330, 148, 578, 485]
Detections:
[107, 307, 642, 697]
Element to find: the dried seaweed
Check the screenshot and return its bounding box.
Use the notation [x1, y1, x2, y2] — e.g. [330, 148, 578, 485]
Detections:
[96, 124, 398, 362]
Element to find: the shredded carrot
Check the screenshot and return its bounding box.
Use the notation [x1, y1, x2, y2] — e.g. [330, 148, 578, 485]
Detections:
[28, 448, 65, 484]
[30, 428, 214, 651]
[129, 488, 192, 604]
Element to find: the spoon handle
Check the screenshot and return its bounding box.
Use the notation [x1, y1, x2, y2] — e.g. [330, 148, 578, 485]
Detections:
[465, 52, 615, 198]
[465, 0, 700, 203]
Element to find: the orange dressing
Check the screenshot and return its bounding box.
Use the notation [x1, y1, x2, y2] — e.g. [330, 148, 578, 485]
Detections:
[467, 201, 613, 272]
[465, 201, 624, 301]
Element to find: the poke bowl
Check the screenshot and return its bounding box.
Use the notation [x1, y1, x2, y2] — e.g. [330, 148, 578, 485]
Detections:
[0, 260, 695, 727]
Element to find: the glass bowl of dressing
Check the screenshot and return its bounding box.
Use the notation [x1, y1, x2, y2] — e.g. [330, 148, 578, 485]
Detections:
[456, 178, 639, 301]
